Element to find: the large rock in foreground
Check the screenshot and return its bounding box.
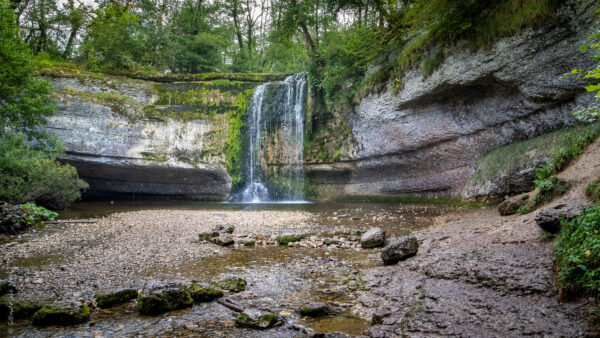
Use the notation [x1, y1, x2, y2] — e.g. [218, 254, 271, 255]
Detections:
[235, 307, 279, 329]
[31, 300, 90, 326]
[535, 203, 581, 233]
[381, 236, 419, 265]
[360, 227, 386, 248]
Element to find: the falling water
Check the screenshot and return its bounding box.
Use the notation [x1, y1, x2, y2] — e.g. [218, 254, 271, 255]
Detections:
[230, 73, 307, 203]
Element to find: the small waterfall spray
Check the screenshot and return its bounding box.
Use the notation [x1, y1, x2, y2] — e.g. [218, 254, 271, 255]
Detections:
[230, 73, 307, 203]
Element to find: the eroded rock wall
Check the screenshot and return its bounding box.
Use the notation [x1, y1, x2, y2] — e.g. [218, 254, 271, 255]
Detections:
[305, 0, 598, 200]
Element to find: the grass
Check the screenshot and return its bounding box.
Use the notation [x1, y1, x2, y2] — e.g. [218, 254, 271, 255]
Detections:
[465, 123, 600, 190]
[554, 205, 600, 299]
[586, 176, 600, 202]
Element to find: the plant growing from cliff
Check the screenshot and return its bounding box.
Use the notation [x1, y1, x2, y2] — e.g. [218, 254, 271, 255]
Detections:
[225, 89, 252, 186]
[0, 0, 56, 145]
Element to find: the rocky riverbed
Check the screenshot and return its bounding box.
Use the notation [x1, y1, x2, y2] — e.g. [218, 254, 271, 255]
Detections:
[0, 202, 595, 336]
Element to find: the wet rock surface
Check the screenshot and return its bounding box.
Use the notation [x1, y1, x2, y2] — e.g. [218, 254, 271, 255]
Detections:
[31, 300, 90, 327]
[212, 277, 246, 292]
[137, 280, 193, 315]
[298, 302, 331, 317]
[95, 289, 138, 309]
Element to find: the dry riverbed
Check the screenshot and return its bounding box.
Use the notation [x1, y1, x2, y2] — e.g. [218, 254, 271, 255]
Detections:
[0, 203, 595, 336]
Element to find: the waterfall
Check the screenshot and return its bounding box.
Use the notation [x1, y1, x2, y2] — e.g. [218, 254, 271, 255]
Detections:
[230, 73, 307, 203]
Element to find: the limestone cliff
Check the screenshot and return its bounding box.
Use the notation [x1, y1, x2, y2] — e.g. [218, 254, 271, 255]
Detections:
[304, 0, 598, 200]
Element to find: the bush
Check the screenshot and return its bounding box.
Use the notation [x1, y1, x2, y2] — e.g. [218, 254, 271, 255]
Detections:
[0, 202, 57, 234]
[554, 206, 600, 298]
[0, 133, 88, 210]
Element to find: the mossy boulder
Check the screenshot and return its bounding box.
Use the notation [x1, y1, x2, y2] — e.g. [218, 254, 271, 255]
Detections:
[0, 280, 16, 296]
[189, 282, 223, 303]
[212, 277, 246, 292]
[137, 280, 193, 315]
[238, 239, 255, 247]
[31, 300, 90, 326]
[235, 307, 279, 329]
[95, 288, 138, 308]
[298, 302, 331, 317]
[276, 233, 305, 245]
[199, 231, 220, 241]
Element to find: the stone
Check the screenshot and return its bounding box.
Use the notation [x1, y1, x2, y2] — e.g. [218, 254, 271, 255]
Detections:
[498, 195, 526, 216]
[137, 280, 193, 315]
[361, 227, 386, 248]
[235, 307, 279, 329]
[211, 234, 234, 246]
[31, 300, 90, 326]
[238, 239, 256, 247]
[298, 302, 331, 317]
[189, 282, 223, 302]
[212, 277, 246, 292]
[381, 236, 419, 265]
[535, 203, 581, 233]
[95, 288, 138, 308]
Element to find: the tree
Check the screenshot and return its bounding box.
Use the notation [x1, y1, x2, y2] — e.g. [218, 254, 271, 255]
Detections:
[0, 0, 55, 144]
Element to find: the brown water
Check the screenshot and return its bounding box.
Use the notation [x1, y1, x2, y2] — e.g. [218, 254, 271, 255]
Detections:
[1, 201, 465, 337]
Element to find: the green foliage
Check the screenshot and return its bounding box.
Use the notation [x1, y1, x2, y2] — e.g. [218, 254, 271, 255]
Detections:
[0, 132, 88, 210]
[535, 126, 600, 181]
[586, 176, 600, 202]
[554, 206, 600, 297]
[0, 202, 57, 234]
[0, 0, 56, 143]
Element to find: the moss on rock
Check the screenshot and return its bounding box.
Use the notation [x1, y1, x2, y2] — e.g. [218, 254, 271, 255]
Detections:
[276, 234, 304, 245]
[189, 282, 223, 303]
[95, 289, 138, 308]
[137, 280, 194, 315]
[31, 301, 90, 326]
[298, 302, 330, 317]
[235, 308, 279, 329]
[212, 277, 246, 292]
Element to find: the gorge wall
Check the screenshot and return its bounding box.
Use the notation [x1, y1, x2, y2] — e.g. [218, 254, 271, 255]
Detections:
[304, 0, 598, 201]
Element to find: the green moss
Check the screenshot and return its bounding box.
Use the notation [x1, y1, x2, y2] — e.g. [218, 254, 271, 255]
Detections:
[239, 240, 256, 247]
[225, 89, 253, 186]
[212, 277, 246, 292]
[120, 71, 289, 83]
[518, 176, 571, 214]
[140, 152, 168, 162]
[31, 303, 90, 326]
[189, 282, 223, 303]
[371, 313, 384, 325]
[235, 311, 279, 329]
[298, 303, 330, 317]
[56, 88, 140, 119]
[199, 231, 219, 241]
[95, 289, 138, 308]
[276, 234, 304, 245]
[137, 287, 194, 315]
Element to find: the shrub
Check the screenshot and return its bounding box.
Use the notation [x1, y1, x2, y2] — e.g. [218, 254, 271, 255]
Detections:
[0, 202, 57, 234]
[554, 206, 600, 298]
[0, 133, 88, 210]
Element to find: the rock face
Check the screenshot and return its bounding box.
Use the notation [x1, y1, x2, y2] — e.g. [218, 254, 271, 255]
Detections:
[381, 236, 419, 265]
[535, 203, 581, 233]
[42, 74, 277, 200]
[305, 0, 598, 200]
[360, 227, 386, 248]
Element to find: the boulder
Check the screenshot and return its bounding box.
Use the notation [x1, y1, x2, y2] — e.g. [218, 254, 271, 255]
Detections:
[31, 300, 90, 326]
[212, 277, 246, 292]
[211, 234, 234, 246]
[381, 236, 419, 265]
[498, 195, 525, 216]
[95, 288, 138, 308]
[137, 280, 193, 315]
[212, 225, 235, 234]
[235, 307, 279, 329]
[360, 227, 386, 248]
[298, 302, 331, 317]
[199, 231, 219, 242]
[535, 203, 581, 233]
[189, 281, 223, 302]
